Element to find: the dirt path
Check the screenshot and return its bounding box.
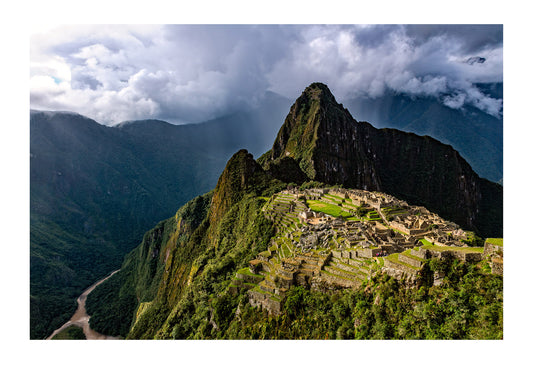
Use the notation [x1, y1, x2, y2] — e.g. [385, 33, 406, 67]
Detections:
[47, 270, 120, 340]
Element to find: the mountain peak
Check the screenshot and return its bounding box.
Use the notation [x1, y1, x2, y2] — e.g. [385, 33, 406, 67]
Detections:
[302, 82, 336, 101]
[267, 81, 376, 188]
[269, 82, 353, 178]
[299, 82, 344, 113]
[208, 149, 263, 227]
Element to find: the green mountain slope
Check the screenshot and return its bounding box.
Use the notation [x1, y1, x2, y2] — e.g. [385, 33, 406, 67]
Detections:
[86, 150, 284, 338]
[85, 83, 502, 339]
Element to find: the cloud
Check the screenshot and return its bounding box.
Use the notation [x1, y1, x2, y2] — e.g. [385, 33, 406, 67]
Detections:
[30, 24, 503, 124]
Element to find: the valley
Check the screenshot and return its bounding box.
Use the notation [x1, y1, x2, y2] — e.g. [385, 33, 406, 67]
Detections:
[48, 270, 119, 340]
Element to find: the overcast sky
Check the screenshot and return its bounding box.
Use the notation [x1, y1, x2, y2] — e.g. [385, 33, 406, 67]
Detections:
[30, 24, 503, 125]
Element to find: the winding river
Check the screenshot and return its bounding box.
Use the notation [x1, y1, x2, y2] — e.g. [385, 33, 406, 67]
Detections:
[47, 270, 120, 340]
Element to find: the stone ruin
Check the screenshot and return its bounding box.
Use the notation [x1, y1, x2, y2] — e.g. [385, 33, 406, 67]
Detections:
[230, 188, 503, 315]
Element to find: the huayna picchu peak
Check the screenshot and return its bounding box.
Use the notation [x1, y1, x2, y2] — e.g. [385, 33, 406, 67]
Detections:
[263, 83, 502, 238]
[75, 83, 503, 341]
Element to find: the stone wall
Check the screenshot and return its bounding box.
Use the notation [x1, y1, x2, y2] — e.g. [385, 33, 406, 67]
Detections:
[451, 251, 484, 263]
[398, 253, 424, 268]
[420, 247, 484, 263]
[348, 258, 363, 268]
[410, 248, 429, 259]
[295, 273, 309, 286]
[381, 244, 398, 253]
[383, 258, 420, 283]
[381, 264, 418, 287]
[407, 229, 428, 236]
[424, 236, 448, 247]
[433, 271, 445, 286]
[484, 241, 503, 257]
[357, 248, 379, 258]
[236, 271, 264, 284]
[317, 252, 331, 270]
[248, 289, 282, 315]
[275, 267, 295, 281]
[389, 221, 410, 235]
[315, 273, 360, 289]
[383, 258, 414, 275]
[341, 250, 352, 259]
[329, 188, 348, 198]
[421, 247, 452, 260]
[491, 257, 503, 275]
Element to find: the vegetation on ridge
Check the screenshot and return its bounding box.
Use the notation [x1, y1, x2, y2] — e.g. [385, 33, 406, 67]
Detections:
[223, 262, 502, 340]
[29, 95, 291, 339]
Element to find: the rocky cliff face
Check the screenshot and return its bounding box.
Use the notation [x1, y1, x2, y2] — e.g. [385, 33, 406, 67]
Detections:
[344, 86, 503, 183]
[209, 149, 264, 227]
[270, 83, 379, 189]
[264, 83, 502, 237]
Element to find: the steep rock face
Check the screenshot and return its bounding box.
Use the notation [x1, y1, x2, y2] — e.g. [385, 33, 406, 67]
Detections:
[265, 83, 502, 237]
[86, 191, 213, 338]
[209, 149, 263, 227]
[270, 83, 379, 189]
[124, 150, 279, 339]
[344, 86, 503, 183]
[358, 126, 483, 231]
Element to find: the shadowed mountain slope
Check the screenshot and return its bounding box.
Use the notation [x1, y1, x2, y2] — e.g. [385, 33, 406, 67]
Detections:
[344, 84, 503, 183]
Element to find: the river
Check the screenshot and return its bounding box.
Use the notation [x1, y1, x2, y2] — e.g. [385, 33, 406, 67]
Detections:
[47, 270, 120, 340]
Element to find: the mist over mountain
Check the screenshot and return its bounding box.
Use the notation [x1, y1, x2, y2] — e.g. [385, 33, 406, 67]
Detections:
[31, 25, 502, 127]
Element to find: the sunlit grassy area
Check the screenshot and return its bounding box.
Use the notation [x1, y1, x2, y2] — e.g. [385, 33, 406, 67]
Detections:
[307, 200, 352, 218]
[486, 238, 503, 247]
[419, 238, 433, 246]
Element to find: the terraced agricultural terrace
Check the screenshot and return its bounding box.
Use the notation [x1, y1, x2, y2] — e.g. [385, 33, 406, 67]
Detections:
[229, 187, 504, 314]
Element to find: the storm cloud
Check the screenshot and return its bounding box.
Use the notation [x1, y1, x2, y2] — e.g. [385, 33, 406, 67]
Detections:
[30, 24, 503, 125]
